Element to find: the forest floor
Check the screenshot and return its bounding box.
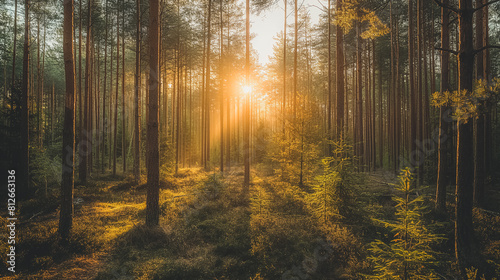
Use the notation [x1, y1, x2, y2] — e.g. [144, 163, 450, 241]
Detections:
[4, 167, 500, 279]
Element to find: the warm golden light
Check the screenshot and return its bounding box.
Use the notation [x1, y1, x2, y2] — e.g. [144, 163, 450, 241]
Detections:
[241, 84, 252, 96]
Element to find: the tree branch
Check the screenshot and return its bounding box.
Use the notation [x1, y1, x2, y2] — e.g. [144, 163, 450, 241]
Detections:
[435, 47, 459, 55]
[474, 45, 500, 55]
[432, 0, 459, 14]
[474, 0, 500, 12]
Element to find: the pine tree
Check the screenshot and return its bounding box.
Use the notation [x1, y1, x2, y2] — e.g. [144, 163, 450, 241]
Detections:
[309, 140, 358, 224]
[368, 168, 442, 279]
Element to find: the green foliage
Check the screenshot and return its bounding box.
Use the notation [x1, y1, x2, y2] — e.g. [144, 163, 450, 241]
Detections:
[308, 140, 360, 224]
[367, 168, 443, 279]
[250, 185, 272, 216]
[268, 94, 321, 186]
[29, 145, 61, 197]
[432, 78, 500, 123]
[336, 0, 389, 39]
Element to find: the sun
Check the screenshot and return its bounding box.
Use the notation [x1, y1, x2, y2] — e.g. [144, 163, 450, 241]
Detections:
[241, 84, 252, 96]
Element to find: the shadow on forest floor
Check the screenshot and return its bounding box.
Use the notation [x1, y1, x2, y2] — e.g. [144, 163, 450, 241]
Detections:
[5, 167, 500, 279]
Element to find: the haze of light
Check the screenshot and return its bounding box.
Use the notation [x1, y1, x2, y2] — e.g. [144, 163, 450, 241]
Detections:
[249, 0, 322, 65]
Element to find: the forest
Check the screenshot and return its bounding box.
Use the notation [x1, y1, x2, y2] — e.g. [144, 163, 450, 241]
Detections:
[1, 0, 500, 278]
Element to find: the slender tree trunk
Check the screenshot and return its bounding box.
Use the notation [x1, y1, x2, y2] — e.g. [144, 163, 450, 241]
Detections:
[436, 0, 451, 212]
[293, 0, 298, 116]
[20, 0, 30, 199]
[355, 19, 363, 167]
[78, 0, 83, 161]
[41, 17, 46, 145]
[283, 0, 286, 137]
[483, 0, 491, 192]
[473, 0, 485, 207]
[417, 0, 424, 182]
[408, 0, 417, 172]
[134, 0, 141, 183]
[122, 6, 126, 173]
[378, 50, 383, 168]
[455, 0, 485, 275]
[205, 0, 212, 169]
[219, 0, 224, 173]
[146, 0, 160, 227]
[60, 0, 75, 241]
[102, 0, 108, 173]
[225, 7, 231, 170]
[327, 0, 332, 147]
[113, 7, 119, 176]
[79, 0, 92, 184]
[37, 18, 41, 147]
[244, 0, 250, 187]
[11, 0, 17, 90]
[51, 82, 55, 141]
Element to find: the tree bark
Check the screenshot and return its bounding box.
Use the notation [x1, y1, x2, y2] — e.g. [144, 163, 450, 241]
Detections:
[122, 5, 126, 173]
[455, 0, 485, 275]
[79, 0, 92, 184]
[219, 0, 224, 173]
[11, 0, 17, 89]
[134, 0, 141, 183]
[20, 0, 29, 199]
[355, 20, 363, 167]
[205, 0, 212, 169]
[336, 0, 344, 142]
[436, 0, 451, 212]
[244, 0, 250, 187]
[473, 0, 485, 207]
[146, 0, 160, 227]
[60, 0, 76, 241]
[102, 0, 108, 173]
[113, 6, 119, 176]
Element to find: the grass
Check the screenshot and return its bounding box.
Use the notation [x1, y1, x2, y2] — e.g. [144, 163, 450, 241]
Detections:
[5, 167, 500, 279]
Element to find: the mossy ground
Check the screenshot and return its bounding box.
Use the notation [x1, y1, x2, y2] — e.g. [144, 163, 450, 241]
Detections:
[2, 168, 500, 279]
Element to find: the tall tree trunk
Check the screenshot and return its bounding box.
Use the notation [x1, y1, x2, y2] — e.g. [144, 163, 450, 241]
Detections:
[20, 0, 30, 199]
[219, 0, 224, 173]
[60, 0, 75, 241]
[417, 0, 424, 182]
[327, 0, 332, 147]
[41, 16, 46, 145]
[113, 7, 119, 176]
[293, 0, 298, 116]
[37, 18, 41, 147]
[79, 0, 92, 184]
[122, 6, 126, 173]
[225, 6, 231, 170]
[408, 0, 416, 173]
[283, 0, 286, 137]
[455, 0, 485, 275]
[482, 0, 491, 194]
[146, 0, 160, 227]
[11, 0, 17, 89]
[102, 0, 108, 173]
[473, 0, 485, 207]
[78, 0, 83, 161]
[134, 0, 141, 183]
[244, 0, 250, 187]
[51, 82, 55, 141]
[436, 0, 451, 212]
[205, 0, 212, 169]
[355, 19, 363, 167]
